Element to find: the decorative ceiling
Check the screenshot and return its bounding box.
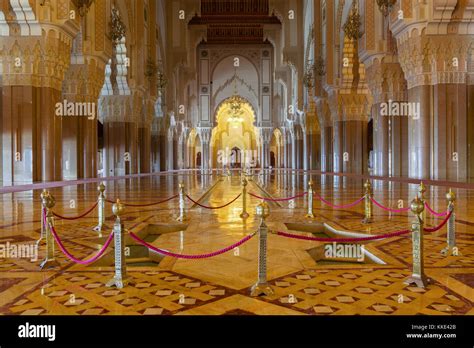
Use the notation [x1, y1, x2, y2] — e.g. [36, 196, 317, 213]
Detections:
[189, 0, 281, 44]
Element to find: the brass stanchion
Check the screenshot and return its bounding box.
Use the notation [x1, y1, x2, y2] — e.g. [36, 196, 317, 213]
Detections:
[362, 180, 373, 224]
[36, 189, 49, 246]
[93, 182, 107, 235]
[305, 180, 315, 219]
[418, 181, 427, 222]
[240, 178, 249, 219]
[250, 202, 274, 297]
[404, 196, 428, 288]
[40, 194, 60, 270]
[106, 199, 130, 288]
[176, 183, 187, 222]
[441, 188, 457, 256]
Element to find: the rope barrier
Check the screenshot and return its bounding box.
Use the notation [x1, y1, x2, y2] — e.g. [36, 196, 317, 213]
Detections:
[276, 229, 411, 243]
[315, 194, 365, 209]
[370, 197, 411, 213]
[52, 201, 99, 220]
[424, 202, 449, 217]
[48, 222, 113, 265]
[105, 194, 179, 207]
[248, 192, 307, 202]
[424, 210, 453, 233]
[129, 231, 255, 259]
[186, 193, 241, 210]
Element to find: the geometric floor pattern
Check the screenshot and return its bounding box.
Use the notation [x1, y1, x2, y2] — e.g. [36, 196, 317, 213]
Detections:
[0, 173, 473, 315]
[2, 267, 470, 316]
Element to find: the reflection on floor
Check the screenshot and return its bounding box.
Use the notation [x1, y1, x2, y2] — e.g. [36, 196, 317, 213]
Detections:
[0, 172, 473, 315]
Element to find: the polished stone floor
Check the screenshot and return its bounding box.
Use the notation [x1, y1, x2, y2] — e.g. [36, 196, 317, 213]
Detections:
[0, 171, 473, 315]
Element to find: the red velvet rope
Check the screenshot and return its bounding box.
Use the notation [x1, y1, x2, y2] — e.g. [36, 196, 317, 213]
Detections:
[105, 194, 179, 207]
[248, 192, 307, 202]
[424, 202, 449, 217]
[186, 193, 241, 210]
[48, 220, 113, 265]
[314, 193, 365, 209]
[276, 229, 411, 243]
[129, 231, 255, 259]
[424, 210, 453, 232]
[370, 197, 411, 213]
[52, 201, 99, 220]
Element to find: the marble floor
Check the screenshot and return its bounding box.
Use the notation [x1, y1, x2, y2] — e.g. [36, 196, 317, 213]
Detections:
[0, 171, 473, 315]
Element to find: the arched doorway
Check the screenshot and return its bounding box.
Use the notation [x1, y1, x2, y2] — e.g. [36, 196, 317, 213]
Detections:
[270, 151, 276, 167]
[187, 129, 202, 168]
[270, 129, 283, 168]
[230, 147, 242, 168]
[211, 96, 258, 170]
[196, 152, 202, 167]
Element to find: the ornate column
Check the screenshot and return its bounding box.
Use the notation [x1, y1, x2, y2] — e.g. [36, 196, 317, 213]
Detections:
[198, 127, 212, 171]
[341, 94, 371, 175]
[316, 97, 332, 172]
[62, 53, 107, 179]
[0, 2, 79, 183]
[391, 1, 474, 181]
[259, 127, 273, 169]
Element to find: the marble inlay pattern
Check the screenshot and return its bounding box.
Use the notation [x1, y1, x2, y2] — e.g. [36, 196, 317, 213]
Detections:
[0, 173, 472, 315]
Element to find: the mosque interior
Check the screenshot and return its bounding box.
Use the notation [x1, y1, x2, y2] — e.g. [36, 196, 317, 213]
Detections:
[0, 0, 473, 319]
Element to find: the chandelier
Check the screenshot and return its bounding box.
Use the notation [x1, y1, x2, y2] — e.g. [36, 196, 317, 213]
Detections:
[227, 73, 245, 124]
[156, 60, 167, 91]
[376, 0, 396, 16]
[343, 1, 362, 41]
[227, 95, 245, 124]
[110, 8, 126, 43]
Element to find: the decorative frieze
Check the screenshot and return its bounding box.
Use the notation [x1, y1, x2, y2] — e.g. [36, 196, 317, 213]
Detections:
[396, 34, 474, 88]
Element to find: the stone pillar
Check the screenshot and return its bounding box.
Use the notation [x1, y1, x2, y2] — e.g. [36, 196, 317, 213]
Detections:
[391, 114, 409, 177]
[394, 26, 473, 181]
[259, 128, 272, 168]
[408, 85, 430, 180]
[167, 131, 174, 171]
[138, 125, 151, 173]
[198, 127, 212, 171]
[333, 120, 344, 173]
[372, 104, 389, 177]
[1, 25, 77, 183]
[320, 125, 333, 172]
[342, 120, 368, 175]
[62, 58, 105, 180]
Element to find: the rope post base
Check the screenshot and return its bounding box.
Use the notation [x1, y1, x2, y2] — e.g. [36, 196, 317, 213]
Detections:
[93, 182, 108, 235]
[362, 180, 373, 224]
[441, 189, 458, 256]
[176, 183, 187, 222]
[106, 200, 131, 289]
[305, 181, 315, 219]
[404, 197, 429, 288]
[36, 189, 49, 246]
[250, 202, 274, 297]
[240, 178, 249, 219]
[40, 194, 60, 270]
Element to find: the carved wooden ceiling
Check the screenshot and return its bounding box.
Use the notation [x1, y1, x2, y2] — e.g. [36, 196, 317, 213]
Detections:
[189, 0, 281, 44]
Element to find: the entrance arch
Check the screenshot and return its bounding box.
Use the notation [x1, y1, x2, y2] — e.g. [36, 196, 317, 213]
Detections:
[270, 128, 283, 168]
[211, 96, 259, 169]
